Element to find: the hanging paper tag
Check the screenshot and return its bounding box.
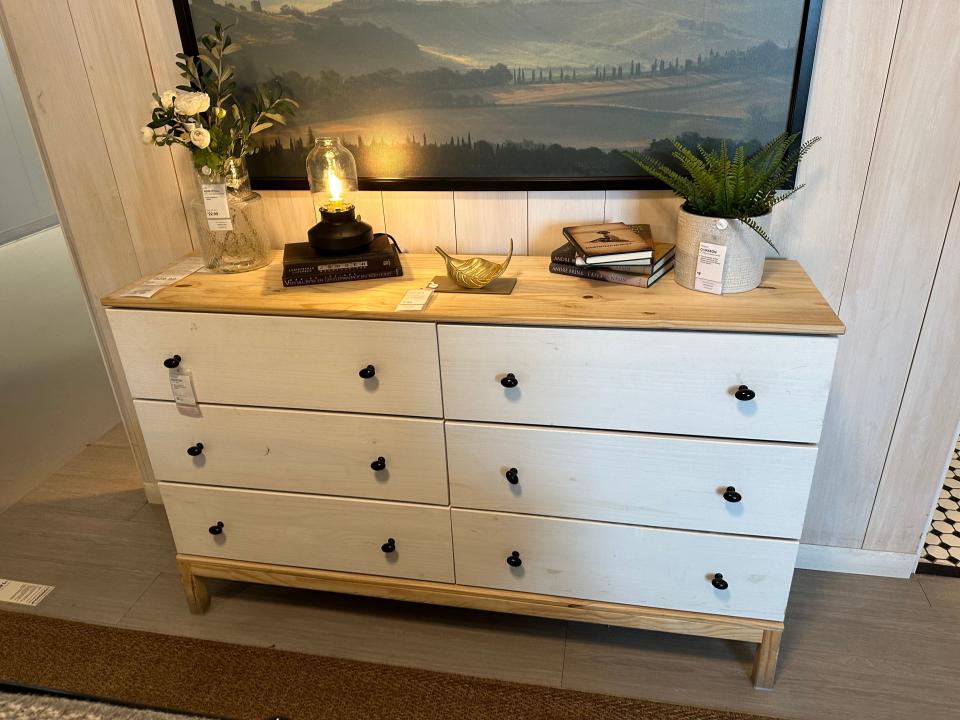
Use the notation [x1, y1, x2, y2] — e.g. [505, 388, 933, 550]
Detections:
[0, 578, 54, 607]
[169, 369, 201, 416]
[694, 241, 727, 295]
[201, 183, 233, 232]
[395, 288, 434, 311]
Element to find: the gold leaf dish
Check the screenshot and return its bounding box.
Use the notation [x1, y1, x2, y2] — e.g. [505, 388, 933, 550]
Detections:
[435, 239, 514, 289]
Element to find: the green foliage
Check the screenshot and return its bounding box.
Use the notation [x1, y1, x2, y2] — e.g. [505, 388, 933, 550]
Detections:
[622, 132, 820, 251]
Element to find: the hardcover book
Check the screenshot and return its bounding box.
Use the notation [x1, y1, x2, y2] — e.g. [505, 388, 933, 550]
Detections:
[548, 259, 674, 287]
[282, 234, 403, 287]
[561, 222, 654, 264]
[551, 241, 675, 275]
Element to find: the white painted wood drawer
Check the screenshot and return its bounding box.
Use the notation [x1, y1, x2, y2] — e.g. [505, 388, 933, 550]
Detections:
[451, 509, 797, 621]
[437, 325, 838, 443]
[138, 400, 448, 505]
[160, 483, 454, 582]
[446, 422, 817, 538]
[107, 309, 442, 417]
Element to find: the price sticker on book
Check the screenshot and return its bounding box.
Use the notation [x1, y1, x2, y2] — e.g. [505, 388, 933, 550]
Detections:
[201, 183, 233, 232]
[694, 241, 726, 295]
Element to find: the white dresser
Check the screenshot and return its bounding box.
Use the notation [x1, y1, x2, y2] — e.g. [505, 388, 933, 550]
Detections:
[104, 254, 844, 689]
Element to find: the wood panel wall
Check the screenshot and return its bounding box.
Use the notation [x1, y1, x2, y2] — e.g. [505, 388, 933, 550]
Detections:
[2, 0, 958, 570]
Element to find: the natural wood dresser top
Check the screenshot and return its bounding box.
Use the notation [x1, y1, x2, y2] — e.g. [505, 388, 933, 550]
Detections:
[102, 253, 845, 335]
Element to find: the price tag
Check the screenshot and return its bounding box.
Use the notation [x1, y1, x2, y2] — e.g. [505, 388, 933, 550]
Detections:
[201, 183, 233, 232]
[694, 241, 727, 295]
[395, 288, 434, 311]
[169, 369, 201, 416]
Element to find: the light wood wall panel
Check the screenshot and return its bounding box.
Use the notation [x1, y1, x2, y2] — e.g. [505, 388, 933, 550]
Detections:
[802, 0, 960, 548]
[454, 191, 527, 255]
[863, 187, 960, 553]
[771, 0, 902, 307]
[604, 189, 681, 244]
[528, 190, 605, 255]
[69, 0, 192, 274]
[382, 191, 456, 252]
[0, 0, 155, 490]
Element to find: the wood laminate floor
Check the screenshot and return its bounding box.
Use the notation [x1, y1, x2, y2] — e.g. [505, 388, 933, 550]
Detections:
[0, 425, 956, 720]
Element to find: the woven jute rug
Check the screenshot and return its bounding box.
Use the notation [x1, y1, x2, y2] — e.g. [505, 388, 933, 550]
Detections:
[0, 611, 780, 720]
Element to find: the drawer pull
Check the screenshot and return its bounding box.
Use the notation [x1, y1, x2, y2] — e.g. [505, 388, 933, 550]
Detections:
[723, 486, 742, 503]
[186, 443, 204, 457]
[370, 456, 386, 472]
[381, 537, 396, 554]
[505, 467, 519, 485]
[500, 373, 519, 388]
[711, 573, 729, 590]
[359, 364, 376, 379]
[163, 354, 182, 369]
[735, 385, 756, 401]
[208, 521, 224, 536]
[506, 550, 522, 568]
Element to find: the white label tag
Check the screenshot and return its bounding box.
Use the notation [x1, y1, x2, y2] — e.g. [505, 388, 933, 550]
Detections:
[169, 369, 200, 416]
[117, 258, 206, 298]
[694, 241, 727, 295]
[201, 183, 233, 232]
[0, 578, 54, 606]
[395, 288, 434, 312]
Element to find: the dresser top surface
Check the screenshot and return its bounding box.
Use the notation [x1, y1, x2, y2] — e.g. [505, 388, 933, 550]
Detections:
[102, 253, 844, 335]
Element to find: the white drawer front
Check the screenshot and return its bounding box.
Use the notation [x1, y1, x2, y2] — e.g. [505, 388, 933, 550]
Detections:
[438, 325, 837, 442]
[447, 422, 816, 538]
[139, 401, 448, 504]
[161, 483, 454, 582]
[108, 310, 442, 417]
[452, 510, 797, 621]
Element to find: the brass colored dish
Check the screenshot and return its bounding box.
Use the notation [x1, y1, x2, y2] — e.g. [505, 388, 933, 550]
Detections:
[435, 239, 514, 289]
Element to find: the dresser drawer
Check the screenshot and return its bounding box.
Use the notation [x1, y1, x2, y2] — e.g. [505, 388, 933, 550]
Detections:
[138, 400, 448, 504]
[446, 422, 816, 538]
[438, 325, 837, 443]
[161, 483, 454, 582]
[452, 510, 796, 620]
[107, 310, 442, 417]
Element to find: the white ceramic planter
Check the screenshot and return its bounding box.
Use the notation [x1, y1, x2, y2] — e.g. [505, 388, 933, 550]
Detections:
[674, 207, 771, 293]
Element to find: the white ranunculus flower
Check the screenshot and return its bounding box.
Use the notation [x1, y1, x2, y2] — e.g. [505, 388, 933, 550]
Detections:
[175, 91, 210, 116]
[190, 127, 211, 149]
[182, 121, 196, 132]
[140, 126, 154, 144]
[160, 90, 176, 110]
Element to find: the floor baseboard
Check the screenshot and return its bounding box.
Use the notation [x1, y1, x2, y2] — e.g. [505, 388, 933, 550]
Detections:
[796, 544, 917, 578]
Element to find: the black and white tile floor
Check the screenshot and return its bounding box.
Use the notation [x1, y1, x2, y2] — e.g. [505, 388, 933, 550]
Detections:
[917, 437, 960, 577]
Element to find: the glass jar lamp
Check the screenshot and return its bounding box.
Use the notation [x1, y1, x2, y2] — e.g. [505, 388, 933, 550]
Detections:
[305, 137, 372, 255]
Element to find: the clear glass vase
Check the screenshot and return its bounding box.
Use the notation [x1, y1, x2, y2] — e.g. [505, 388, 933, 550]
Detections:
[192, 157, 270, 273]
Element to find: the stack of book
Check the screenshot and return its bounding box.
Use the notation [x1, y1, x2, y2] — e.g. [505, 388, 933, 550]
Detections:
[549, 222, 675, 288]
[282, 234, 403, 287]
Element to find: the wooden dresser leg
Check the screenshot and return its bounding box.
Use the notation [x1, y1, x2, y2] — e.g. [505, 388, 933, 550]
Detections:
[752, 628, 783, 690]
[177, 558, 210, 614]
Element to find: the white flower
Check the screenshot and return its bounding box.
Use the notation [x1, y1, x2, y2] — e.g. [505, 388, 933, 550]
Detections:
[160, 90, 176, 110]
[140, 126, 154, 144]
[182, 121, 196, 132]
[174, 91, 210, 116]
[190, 127, 211, 149]
[201, 165, 212, 176]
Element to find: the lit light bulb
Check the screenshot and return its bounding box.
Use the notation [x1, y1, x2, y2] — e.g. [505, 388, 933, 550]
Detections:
[327, 168, 343, 204]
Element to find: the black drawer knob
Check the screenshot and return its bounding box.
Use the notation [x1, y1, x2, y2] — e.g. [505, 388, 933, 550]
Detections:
[506, 550, 522, 567]
[711, 573, 729, 590]
[381, 537, 396, 554]
[208, 521, 224, 536]
[500, 373, 518, 388]
[371, 456, 386, 471]
[723, 486, 742, 503]
[505, 467, 519, 485]
[163, 354, 182, 369]
[187, 443, 204, 457]
[735, 385, 756, 401]
[359, 365, 376, 379]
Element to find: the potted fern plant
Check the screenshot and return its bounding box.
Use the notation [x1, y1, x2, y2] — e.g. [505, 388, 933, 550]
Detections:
[624, 132, 819, 293]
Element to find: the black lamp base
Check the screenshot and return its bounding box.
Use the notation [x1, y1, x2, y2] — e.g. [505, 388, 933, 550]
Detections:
[307, 206, 373, 255]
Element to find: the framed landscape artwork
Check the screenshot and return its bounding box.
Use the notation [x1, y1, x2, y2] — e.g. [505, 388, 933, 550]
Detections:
[174, 0, 821, 190]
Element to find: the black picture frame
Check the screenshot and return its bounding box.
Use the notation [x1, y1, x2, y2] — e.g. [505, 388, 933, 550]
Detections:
[172, 0, 822, 192]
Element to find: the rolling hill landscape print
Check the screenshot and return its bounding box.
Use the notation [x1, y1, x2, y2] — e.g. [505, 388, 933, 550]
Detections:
[184, 0, 808, 181]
